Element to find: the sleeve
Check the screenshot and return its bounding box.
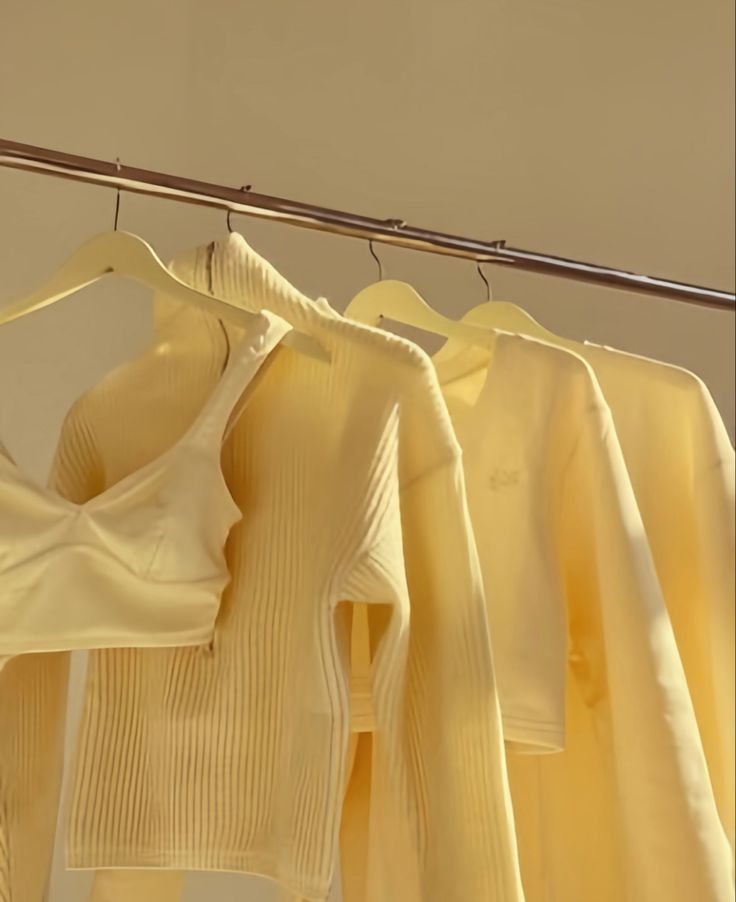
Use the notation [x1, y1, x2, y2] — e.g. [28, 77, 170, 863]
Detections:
[341, 452, 524, 902]
[0, 401, 101, 902]
[558, 392, 733, 901]
[690, 383, 735, 850]
[395, 457, 524, 901]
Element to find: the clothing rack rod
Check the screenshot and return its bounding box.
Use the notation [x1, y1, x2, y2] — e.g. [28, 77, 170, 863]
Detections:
[0, 138, 733, 311]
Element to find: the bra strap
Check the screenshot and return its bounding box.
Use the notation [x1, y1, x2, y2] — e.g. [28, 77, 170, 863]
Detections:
[194, 311, 292, 448]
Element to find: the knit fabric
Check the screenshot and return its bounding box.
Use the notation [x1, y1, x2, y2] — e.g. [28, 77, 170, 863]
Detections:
[347, 328, 734, 902]
[575, 340, 736, 852]
[0, 652, 69, 902]
[43, 236, 523, 902]
[0, 312, 291, 662]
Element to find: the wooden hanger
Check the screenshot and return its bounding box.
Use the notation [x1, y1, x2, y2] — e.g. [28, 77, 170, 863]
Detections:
[345, 279, 496, 349]
[0, 230, 328, 361]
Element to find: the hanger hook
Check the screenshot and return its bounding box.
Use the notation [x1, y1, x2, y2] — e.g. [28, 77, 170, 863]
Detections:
[368, 239, 384, 281]
[113, 157, 122, 231]
[227, 184, 253, 233]
[476, 260, 492, 302]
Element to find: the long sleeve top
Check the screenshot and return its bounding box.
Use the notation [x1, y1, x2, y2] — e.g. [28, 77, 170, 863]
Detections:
[575, 340, 735, 852]
[453, 308, 734, 852]
[345, 327, 733, 902]
[10, 235, 523, 902]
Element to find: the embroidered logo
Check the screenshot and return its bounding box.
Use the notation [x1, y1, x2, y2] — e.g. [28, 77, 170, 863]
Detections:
[488, 467, 520, 491]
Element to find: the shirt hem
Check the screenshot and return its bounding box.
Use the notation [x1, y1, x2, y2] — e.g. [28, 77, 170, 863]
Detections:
[502, 713, 564, 753]
[65, 851, 330, 901]
[0, 626, 215, 657]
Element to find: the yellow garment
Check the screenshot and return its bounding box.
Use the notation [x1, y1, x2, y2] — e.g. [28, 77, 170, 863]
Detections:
[456, 308, 735, 849]
[573, 340, 735, 850]
[455, 309, 735, 851]
[346, 330, 733, 901]
[0, 652, 69, 902]
[87, 735, 364, 902]
[34, 235, 522, 902]
[0, 312, 290, 664]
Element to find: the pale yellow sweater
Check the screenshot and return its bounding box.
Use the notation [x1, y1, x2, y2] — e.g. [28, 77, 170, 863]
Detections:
[0, 235, 523, 902]
[574, 341, 735, 851]
[345, 329, 733, 902]
[447, 307, 735, 854]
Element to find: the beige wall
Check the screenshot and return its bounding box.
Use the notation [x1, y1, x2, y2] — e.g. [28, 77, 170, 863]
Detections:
[0, 1, 733, 900]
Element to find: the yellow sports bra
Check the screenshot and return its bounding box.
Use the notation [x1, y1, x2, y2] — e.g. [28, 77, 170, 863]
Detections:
[0, 310, 292, 665]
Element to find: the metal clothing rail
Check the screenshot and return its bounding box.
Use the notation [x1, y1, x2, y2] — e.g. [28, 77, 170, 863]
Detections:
[0, 138, 733, 310]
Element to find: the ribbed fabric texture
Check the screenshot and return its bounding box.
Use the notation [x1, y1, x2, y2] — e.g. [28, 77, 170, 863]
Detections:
[0, 651, 69, 902]
[38, 236, 524, 901]
[0, 312, 293, 664]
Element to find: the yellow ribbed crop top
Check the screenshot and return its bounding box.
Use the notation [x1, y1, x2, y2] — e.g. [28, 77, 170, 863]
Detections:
[0, 310, 291, 664]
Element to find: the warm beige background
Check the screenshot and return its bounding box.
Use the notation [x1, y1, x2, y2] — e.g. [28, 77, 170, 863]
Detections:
[0, 1, 734, 900]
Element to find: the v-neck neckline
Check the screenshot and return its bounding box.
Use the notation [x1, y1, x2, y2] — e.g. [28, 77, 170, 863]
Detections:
[0, 310, 289, 514]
